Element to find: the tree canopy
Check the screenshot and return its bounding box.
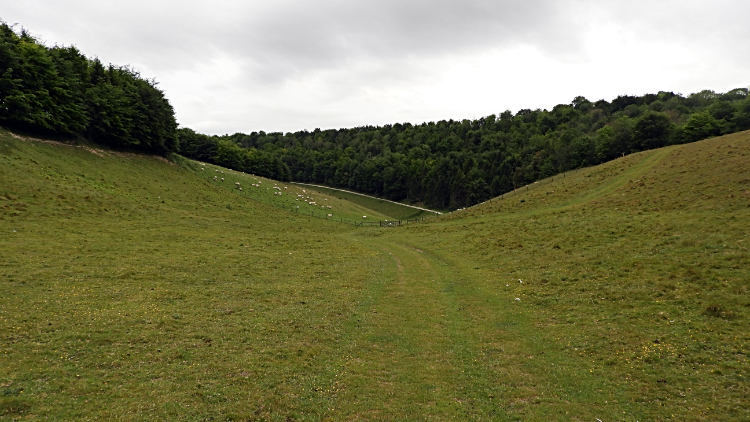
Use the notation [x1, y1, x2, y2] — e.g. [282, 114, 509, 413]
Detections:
[179, 88, 750, 210]
[0, 22, 177, 154]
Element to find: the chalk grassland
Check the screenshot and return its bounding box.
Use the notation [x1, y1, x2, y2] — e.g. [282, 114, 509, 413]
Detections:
[1, 127, 748, 421]
[363, 130, 749, 420]
[290, 183, 435, 221]
[0, 129, 383, 420]
[173, 155, 393, 223]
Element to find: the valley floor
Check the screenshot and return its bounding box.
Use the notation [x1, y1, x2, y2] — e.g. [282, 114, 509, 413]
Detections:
[1, 129, 748, 420]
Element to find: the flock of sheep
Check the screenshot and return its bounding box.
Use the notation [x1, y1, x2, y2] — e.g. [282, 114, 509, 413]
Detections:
[198, 162, 348, 217]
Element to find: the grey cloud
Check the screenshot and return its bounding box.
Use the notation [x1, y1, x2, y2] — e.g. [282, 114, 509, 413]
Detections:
[2, 0, 749, 134]
[5, 0, 589, 81]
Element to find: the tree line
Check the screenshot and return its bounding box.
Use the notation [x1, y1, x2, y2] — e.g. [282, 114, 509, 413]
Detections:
[179, 88, 750, 210]
[3, 22, 748, 210]
[0, 22, 177, 154]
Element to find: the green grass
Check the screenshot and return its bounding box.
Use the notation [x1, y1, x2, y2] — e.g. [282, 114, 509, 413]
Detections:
[366, 131, 750, 420]
[173, 156, 393, 223]
[293, 182, 437, 221]
[1, 128, 748, 420]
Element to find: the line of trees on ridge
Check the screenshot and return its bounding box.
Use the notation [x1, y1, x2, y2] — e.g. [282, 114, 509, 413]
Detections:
[3, 22, 749, 211]
[178, 88, 750, 210]
[0, 22, 177, 154]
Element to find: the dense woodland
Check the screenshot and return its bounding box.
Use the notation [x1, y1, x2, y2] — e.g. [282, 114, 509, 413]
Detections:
[179, 88, 750, 210]
[3, 22, 749, 210]
[0, 22, 177, 153]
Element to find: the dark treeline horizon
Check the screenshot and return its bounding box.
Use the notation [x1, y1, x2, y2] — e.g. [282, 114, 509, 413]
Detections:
[0, 22, 177, 154]
[3, 22, 749, 211]
[179, 88, 750, 210]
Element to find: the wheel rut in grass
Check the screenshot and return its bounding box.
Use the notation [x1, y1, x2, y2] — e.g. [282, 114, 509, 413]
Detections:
[329, 232, 519, 420]
[565, 147, 673, 208]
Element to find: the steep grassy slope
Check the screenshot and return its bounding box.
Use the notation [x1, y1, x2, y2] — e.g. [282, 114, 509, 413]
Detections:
[1, 127, 748, 421]
[292, 183, 436, 220]
[362, 130, 749, 420]
[0, 130, 381, 420]
[174, 156, 393, 222]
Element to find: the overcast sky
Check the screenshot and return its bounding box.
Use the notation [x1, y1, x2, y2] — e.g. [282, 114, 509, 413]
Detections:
[3, 1, 749, 134]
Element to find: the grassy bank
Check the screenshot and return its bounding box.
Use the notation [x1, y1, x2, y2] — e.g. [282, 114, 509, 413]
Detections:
[293, 183, 436, 221]
[1, 128, 748, 420]
[368, 131, 750, 420]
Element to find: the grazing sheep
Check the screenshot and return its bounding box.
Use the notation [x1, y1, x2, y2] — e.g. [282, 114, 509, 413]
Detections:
[235, 182, 240, 186]
[239, 188, 242, 191]
[221, 178, 224, 181]
[362, 216, 367, 219]
[328, 214, 332, 217]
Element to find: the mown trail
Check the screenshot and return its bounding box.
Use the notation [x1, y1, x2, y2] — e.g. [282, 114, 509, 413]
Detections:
[325, 233, 530, 421]
[2, 129, 747, 421]
[322, 141, 748, 421]
[317, 148, 674, 421]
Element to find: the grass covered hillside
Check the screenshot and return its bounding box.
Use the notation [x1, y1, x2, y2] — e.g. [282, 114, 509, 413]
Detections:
[0, 129, 381, 420]
[174, 156, 394, 223]
[292, 183, 436, 221]
[1, 127, 748, 421]
[365, 130, 749, 420]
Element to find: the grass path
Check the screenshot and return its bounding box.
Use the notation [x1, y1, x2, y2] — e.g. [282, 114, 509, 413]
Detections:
[2, 129, 748, 420]
[560, 147, 672, 208]
[322, 232, 530, 420]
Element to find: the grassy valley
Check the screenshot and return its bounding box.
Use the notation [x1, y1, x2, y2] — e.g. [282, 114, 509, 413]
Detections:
[1, 128, 748, 420]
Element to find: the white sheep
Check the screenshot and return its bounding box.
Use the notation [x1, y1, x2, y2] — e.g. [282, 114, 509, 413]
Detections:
[239, 188, 242, 191]
[221, 178, 224, 181]
[235, 182, 240, 186]
[362, 216, 367, 219]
